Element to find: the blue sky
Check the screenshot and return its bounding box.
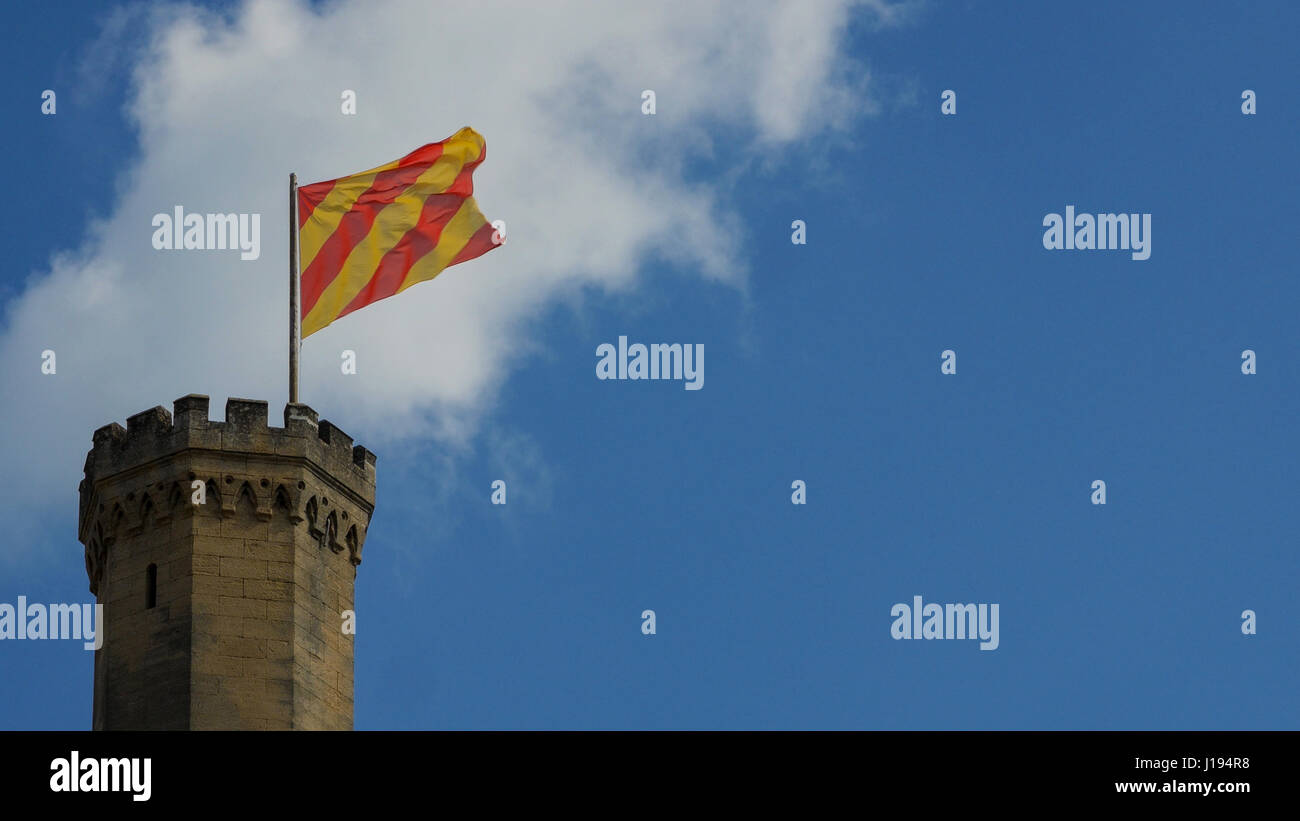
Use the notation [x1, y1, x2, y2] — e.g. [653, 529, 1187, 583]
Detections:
[1, 0, 1296, 729]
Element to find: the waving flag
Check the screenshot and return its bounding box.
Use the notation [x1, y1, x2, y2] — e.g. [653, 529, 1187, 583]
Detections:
[295, 127, 500, 338]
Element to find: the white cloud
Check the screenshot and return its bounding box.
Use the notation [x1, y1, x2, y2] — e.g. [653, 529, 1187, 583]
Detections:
[0, 0, 910, 558]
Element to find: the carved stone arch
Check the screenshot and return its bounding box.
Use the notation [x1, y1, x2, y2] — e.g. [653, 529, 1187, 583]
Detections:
[273, 484, 292, 516]
[107, 503, 126, 543]
[324, 511, 341, 553]
[305, 495, 320, 539]
[345, 524, 364, 567]
[204, 479, 223, 516]
[139, 492, 157, 530]
[166, 481, 180, 509]
[278, 482, 305, 523]
[85, 536, 106, 596]
[235, 481, 258, 517]
[122, 494, 149, 535]
[85, 520, 107, 596]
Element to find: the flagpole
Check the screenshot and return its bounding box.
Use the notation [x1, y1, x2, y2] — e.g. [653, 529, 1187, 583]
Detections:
[289, 173, 301, 405]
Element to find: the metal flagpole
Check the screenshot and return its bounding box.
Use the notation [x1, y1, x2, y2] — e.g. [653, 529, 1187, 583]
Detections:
[289, 173, 301, 404]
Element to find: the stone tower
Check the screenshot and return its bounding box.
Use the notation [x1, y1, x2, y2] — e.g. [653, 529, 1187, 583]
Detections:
[77, 395, 376, 730]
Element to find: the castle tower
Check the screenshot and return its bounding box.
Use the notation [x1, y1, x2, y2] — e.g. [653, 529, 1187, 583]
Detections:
[77, 395, 376, 730]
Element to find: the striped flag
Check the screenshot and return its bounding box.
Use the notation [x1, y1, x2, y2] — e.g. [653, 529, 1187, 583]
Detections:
[296, 127, 500, 338]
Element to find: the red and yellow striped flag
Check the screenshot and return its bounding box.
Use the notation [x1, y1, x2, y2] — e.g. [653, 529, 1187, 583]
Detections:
[296, 127, 500, 337]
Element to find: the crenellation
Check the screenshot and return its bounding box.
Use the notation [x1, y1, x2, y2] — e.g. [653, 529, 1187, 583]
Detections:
[91, 422, 125, 450]
[126, 406, 172, 437]
[83, 395, 374, 503]
[316, 419, 350, 450]
[283, 402, 319, 430]
[172, 394, 210, 429]
[224, 398, 268, 430]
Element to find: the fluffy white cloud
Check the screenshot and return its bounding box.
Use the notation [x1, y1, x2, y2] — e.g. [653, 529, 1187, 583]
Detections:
[0, 0, 909, 557]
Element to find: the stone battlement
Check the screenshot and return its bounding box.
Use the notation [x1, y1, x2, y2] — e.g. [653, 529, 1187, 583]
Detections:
[84, 394, 375, 494]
